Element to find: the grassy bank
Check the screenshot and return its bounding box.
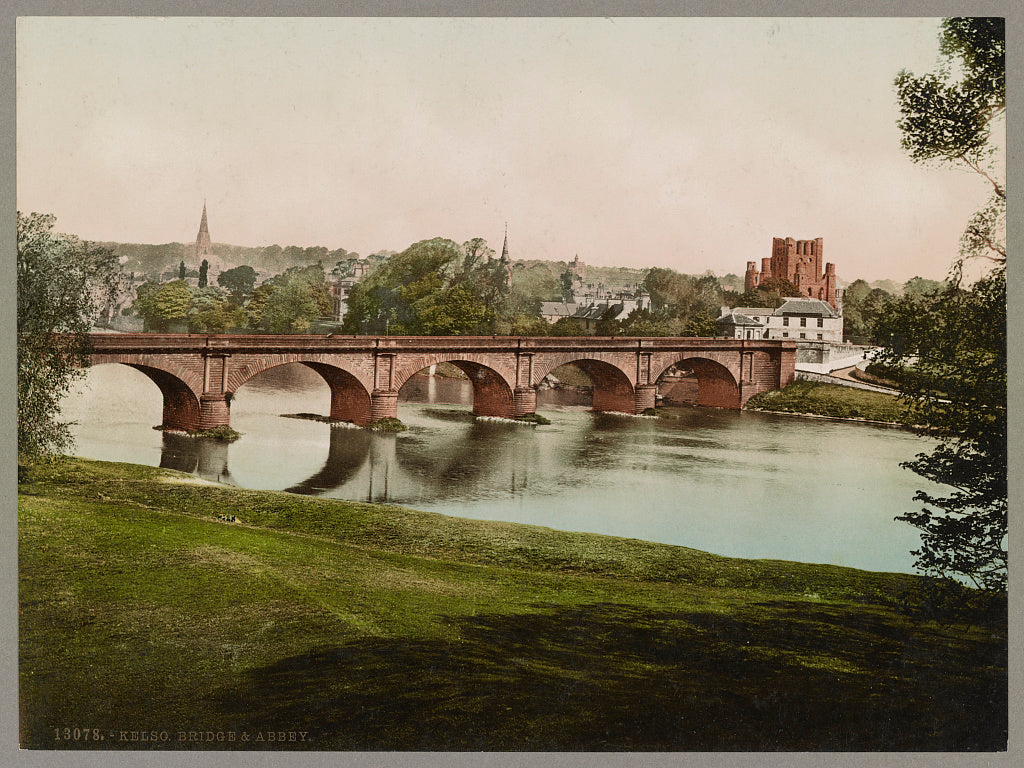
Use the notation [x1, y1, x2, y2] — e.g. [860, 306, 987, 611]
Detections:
[19, 457, 1005, 750]
[744, 379, 913, 425]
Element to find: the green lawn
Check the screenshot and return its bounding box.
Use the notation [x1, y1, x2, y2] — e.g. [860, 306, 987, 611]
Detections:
[744, 379, 913, 424]
[18, 457, 1006, 751]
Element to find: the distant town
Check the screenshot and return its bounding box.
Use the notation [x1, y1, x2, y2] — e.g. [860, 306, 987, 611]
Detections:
[96, 205, 940, 365]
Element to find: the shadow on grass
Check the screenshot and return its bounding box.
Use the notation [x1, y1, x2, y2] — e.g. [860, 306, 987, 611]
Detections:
[205, 601, 1006, 751]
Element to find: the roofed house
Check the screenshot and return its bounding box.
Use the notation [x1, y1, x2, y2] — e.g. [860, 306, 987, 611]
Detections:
[718, 298, 843, 343]
[717, 309, 765, 340]
[539, 301, 578, 323]
[539, 291, 650, 334]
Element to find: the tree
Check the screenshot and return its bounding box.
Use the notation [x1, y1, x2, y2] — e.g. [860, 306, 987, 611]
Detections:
[619, 308, 672, 337]
[245, 283, 277, 330]
[593, 307, 622, 337]
[843, 282, 895, 343]
[130, 279, 194, 331]
[198, 259, 209, 288]
[459, 238, 509, 331]
[343, 238, 460, 334]
[508, 315, 551, 336]
[342, 237, 500, 335]
[558, 269, 576, 302]
[841, 279, 873, 342]
[178, 260, 186, 280]
[903, 276, 945, 297]
[260, 263, 333, 333]
[895, 17, 1005, 270]
[549, 318, 585, 337]
[217, 265, 258, 303]
[415, 284, 491, 335]
[874, 272, 1005, 591]
[682, 310, 720, 338]
[884, 17, 1006, 594]
[733, 288, 785, 309]
[756, 276, 802, 297]
[17, 212, 123, 457]
[129, 280, 161, 324]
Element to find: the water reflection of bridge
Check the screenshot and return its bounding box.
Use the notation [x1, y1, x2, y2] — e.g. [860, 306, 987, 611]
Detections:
[84, 334, 796, 431]
[157, 407, 660, 503]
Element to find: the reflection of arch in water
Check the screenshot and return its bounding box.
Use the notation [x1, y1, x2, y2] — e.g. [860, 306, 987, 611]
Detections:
[536, 359, 635, 414]
[390, 419, 539, 496]
[565, 411, 658, 471]
[159, 432, 235, 485]
[654, 357, 740, 409]
[284, 427, 372, 495]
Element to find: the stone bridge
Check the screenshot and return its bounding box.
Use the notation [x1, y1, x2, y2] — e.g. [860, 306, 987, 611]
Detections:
[83, 334, 797, 430]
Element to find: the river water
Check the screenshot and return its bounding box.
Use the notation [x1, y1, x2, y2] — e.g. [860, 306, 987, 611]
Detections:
[59, 362, 941, 574]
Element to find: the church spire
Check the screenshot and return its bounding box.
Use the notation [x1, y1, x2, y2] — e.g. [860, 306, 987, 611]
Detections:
[498, 223, 512, 288]
[194, 202, 212, 262]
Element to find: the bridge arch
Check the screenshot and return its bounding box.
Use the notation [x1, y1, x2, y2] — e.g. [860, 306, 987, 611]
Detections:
[230, 360, 373, 426]
[654, 356, 741, 409]
[120, 362, 201, 431]
[536, 358, 637, 414]
[394, 359, 515, 419]
[300, 362, 373, 425]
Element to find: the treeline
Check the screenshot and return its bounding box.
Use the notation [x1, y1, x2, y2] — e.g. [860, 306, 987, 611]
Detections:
[119, 229, 947, 340]
[130, 263, 334, 334]
[842, 276, 945, 344]
[103, 240, 386, 281]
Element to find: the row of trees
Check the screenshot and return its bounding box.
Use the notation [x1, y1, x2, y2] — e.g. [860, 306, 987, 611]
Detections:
[130, 263, 332, 334]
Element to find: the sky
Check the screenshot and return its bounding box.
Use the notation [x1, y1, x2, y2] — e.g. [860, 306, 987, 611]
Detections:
[15, 16, 1001, 283]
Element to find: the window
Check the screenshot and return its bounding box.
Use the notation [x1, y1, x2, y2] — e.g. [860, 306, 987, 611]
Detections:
[817, 333, 823, 340]
[817, 318, 824, 327]
[799, 317, 807, 327]
[783, 317, 789, 326]
[799, 333, 806, 339]
[782, 332, 789, 338]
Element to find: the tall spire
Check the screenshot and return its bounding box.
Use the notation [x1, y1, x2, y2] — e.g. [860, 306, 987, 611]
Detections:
[194, 202, 212, 262]
[498, 222, 512, 288]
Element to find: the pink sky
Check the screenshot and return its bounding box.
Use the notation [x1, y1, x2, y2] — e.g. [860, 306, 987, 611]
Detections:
[16, 16, 1000, 282]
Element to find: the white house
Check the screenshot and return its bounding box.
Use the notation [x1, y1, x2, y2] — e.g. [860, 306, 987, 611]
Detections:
[718, 298, 843, 343]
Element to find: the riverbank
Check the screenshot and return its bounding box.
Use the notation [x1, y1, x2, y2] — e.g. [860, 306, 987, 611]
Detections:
[743, 379, 913, 425]
[18, 456, 1005, 750]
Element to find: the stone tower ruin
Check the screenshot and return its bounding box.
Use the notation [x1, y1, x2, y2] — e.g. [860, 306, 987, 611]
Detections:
[744, 237, 839, 310]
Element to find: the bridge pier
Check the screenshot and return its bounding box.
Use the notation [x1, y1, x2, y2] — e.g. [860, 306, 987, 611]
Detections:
[513, 386, 537, 418]
[370, 389, 399, 422]
[198, 394, 231, 430]
[634, 384, 657, 414]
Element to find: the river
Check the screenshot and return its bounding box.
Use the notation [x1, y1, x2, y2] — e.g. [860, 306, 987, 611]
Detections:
[59, 362, 941, 574]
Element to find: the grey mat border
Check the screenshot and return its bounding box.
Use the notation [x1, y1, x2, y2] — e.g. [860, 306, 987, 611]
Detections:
[2, 2, 1020, 767]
